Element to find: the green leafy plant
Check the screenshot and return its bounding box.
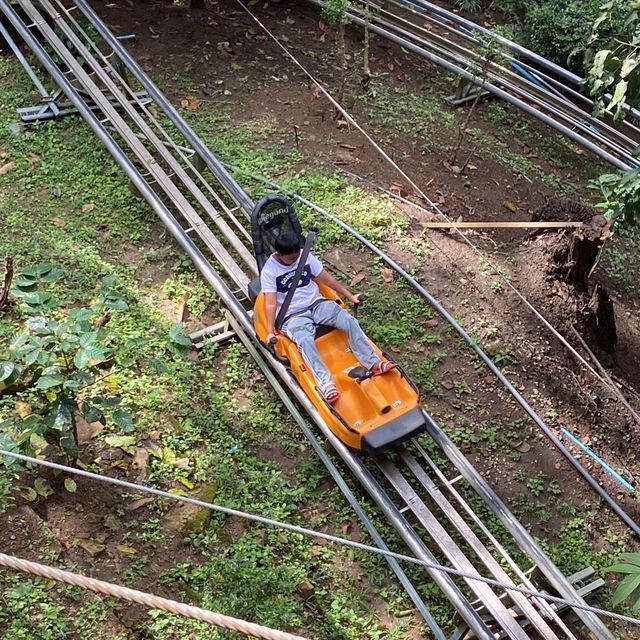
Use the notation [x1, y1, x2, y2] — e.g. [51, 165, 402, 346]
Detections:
[455, 0, 481, 11]
[604, 552, 640, 609]
[591, 170, 640, 229]
[0, 269, 138, 462]
[585, 0, 640, 119]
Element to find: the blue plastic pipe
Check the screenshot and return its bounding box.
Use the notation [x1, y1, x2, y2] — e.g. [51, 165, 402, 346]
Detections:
[562, 427, 636, 493]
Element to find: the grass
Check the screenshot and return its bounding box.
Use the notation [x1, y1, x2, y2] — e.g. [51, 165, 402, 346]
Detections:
[364, 79, 456, 153]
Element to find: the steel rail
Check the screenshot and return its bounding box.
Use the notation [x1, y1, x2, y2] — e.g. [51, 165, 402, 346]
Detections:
[73, 0, 254, 217]
[378, 457, 554, 640]
[30, 0, 258, 276]
[410, 439, 565, 626]
[396, 448, 573, 638]
[417, 413, 619, 638]
[15, 0, 251, 290]
[399, 0, 639, 123]
[3, 2, 617, 636]
[320, 2, 634, 169]
[48, 0, 252, 244]
[358, 1, 640, 159]
[378, 0, 640, 134]
[400, 0, 640, 120]
[390, 1, 598, 113]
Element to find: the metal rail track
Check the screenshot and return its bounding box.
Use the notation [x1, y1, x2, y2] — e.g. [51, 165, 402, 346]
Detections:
[311, 0, 640, 170]
[0, 1, 616, 637]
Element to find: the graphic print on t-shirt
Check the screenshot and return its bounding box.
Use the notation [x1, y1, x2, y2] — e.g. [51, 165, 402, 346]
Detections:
[276, 264, 312, 294]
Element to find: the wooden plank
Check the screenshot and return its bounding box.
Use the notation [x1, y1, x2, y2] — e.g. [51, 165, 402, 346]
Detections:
[421, 221, 584, 229]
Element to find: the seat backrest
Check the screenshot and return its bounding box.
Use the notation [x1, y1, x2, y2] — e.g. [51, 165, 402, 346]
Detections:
[251, 194, 303, 273]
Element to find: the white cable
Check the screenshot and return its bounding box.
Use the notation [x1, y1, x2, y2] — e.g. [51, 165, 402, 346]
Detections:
[2, 448, 640, 627]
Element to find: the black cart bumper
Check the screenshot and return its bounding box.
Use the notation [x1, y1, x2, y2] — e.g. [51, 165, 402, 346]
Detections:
[361, 407, 427, 455]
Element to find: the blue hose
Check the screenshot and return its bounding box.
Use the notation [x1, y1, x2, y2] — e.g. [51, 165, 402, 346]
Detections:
[562, 427, 636, 493]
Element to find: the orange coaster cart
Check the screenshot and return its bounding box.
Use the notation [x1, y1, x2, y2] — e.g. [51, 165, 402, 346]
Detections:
[248, 195, 426, 454]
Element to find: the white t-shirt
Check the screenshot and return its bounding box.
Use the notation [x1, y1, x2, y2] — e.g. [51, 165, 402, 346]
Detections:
[260, 252, 324, 319]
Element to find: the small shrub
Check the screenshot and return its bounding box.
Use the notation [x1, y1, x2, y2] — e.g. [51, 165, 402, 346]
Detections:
[525, 0, 618, 74]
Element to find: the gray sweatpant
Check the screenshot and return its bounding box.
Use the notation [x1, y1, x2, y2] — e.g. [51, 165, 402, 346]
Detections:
[282, 299, 379, 391]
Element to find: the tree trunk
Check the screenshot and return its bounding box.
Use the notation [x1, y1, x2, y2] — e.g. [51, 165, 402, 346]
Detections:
[546, 213, 617, 354]
[0, 256, 13, 311]
[554, 227, 604, 291]
[362, 6, 371, 91]
[585, 283, 617, 354]
[338, 21, 346, 103]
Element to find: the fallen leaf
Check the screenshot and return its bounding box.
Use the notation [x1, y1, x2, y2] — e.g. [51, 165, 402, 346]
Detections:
[441, 380, 454, 390]
[503, 200, 518, 213]
[0, 161, 16, 176]
[389, 182, 409, 197]
[350, 272, 366, 286]
[515, 441, 531, 453]
[76, 413, 104, 444]
[149, 26, 160, 39]
[51, 217, 66, 228]
[381, 267, 394, 284]
[81, 203, 95, 214]
[34, 478, 53, 497]
[15, 401, 33, 418]
[64, 478, 77, 493]
[77, 539, 106, 556]
[177, 476, 195, 490]
[105, 435, 136, 454]
[20, 487, 37, 502]
[131, 447, 149, 482]
[104, 514, 121, 531]
[311, 85, 322, 100]
[117, 545, 138, 555]
[425, 319, 439, 328]
[127, 496, 155, 511]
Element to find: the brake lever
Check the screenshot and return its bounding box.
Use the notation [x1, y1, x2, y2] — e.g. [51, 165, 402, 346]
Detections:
[353, 293, 366, 319]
